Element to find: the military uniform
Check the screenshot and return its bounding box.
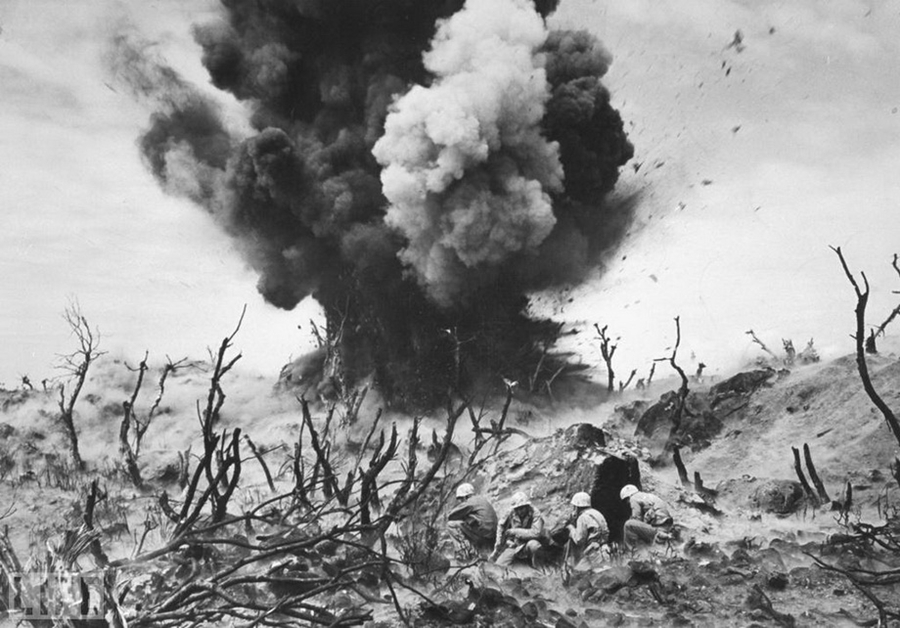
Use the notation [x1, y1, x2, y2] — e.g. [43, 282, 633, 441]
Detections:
[448, 495, 498, 550]
[493, 504, 544, 566]
[623, 490, 673, 547]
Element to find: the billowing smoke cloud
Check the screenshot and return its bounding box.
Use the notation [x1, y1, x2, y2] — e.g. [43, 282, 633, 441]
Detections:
[108, 33, 233, 207]
[114, 0, 634, 407]
[373, 0, 562, 306]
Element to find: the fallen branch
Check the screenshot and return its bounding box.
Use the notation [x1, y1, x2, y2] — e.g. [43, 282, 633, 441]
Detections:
[245, 435, 277, 493]
[746, 329, 777, 360]
[810, 556, 898, 627]
[747, 584, 796, 627]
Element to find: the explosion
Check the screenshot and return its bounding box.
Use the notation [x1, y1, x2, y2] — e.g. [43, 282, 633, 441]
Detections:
[117, 0, 634, 407]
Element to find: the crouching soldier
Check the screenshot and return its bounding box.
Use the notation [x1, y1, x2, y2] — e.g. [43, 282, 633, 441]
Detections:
[566, 491, 609, 564]
[620, 484, 674, 548]
[490, 491, 544, 567]
[447, 483, 498, 556]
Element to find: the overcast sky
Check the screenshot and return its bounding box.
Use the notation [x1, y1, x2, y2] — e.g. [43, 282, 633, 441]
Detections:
[1, 0, 899, 387]
[0, 0, 318, 385]
[550, 0, 900, 376]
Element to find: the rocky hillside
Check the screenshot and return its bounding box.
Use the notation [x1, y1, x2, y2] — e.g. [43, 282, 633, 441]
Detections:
[0, 346, 897, 626]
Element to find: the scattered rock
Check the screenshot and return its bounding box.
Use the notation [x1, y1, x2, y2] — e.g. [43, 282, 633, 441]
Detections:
[613, 400, 648, 423]
[755, 547, 786, 574]
[717, 477, 806, 514]
[728, 548, 754, 567]
[683, 539, 727, 560]
[591, 565, 635, 595]
[750, 480, 805, 514]
[564, 423, 605, 450]
[555, 617, 577, 628]
[766, 572, 789, 590]
[636, 390, 723, 452]
[1, 390, 33, 412]
[25, 428, 46, 441]
[151, 460, 181, 484]
[710, 369, 776, 404]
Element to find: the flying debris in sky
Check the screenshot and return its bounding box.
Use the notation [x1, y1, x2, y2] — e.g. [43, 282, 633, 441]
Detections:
[726, 29, 745, 53]
[114, 0, 634, 407]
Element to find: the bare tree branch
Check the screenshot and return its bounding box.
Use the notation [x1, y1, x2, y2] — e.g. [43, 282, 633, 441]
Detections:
[831, 246, 900, 447]
[745, 329, 777, 359]
[594, 323, 618, 393]
[55, 299, 106, 469]
[655, 316, 690, 436]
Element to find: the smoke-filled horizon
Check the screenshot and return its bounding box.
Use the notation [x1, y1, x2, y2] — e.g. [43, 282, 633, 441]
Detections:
[115, 0, 634, 406]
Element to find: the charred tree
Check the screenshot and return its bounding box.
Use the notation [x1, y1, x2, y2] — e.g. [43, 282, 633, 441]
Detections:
[672, 445, 690, 488]
[803, 443, 830, 503]
[865, 329, 878, 354]
[791, 446, 819, 507]
[55, 300, 105, 470]
[119, 352, 149, 488]
[595, 324, 618, 393]
[619, 368, 637, 392]
[656, 316, 690, 441]
[119, 353, 191, 487]
[832, 246, 900, 447]
[873, 253, 900, 340]
[746, 329, 777, 360]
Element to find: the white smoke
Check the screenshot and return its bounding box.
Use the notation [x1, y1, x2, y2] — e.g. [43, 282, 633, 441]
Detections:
[372, 0, 564, 307]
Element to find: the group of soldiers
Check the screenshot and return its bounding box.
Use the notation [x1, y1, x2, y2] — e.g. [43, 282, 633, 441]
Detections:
[447, 483, 674, 567]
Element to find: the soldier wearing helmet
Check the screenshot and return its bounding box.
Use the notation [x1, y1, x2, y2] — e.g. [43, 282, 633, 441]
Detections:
[620, 484, 674, 547]
[490, 491, 545, 566]
[565, 491, 609, 563]
[447, 482, 498, 555]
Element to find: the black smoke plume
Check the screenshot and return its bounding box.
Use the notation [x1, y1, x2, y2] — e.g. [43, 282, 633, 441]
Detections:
[118, 0, 634, 407]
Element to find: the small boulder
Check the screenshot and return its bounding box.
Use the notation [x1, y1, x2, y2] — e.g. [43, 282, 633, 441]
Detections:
[750, 480, 805, 514]
[716, 476, 806, 515]
[710, 369, 776, 403]
[635, 390, 722, 452]
[564, 423, 605, 450]
[766, 572, 789, 590]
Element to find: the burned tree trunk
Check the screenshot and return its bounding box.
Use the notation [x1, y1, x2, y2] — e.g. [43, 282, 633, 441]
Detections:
[803, 443, 830, 503]
[791, 446, 819, 507]
[119, 353, 148, 488]
[673, 445, 690, 488]
[56, 301, 106, 470]
[595, 324, 618, 394]
[832, 246, 900, 447]
[660, 317, 690, 434]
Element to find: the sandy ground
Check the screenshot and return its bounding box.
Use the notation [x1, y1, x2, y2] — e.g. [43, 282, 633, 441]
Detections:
[0, 336, 897, 625]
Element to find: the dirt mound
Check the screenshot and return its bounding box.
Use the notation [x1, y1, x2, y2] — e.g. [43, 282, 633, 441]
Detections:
[681, 355, 900, 501]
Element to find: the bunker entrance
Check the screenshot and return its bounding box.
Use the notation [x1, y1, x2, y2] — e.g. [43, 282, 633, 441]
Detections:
[590, 455, 641, 542]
